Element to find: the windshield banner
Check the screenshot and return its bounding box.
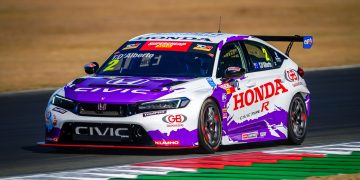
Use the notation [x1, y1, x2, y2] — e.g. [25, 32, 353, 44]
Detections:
[140, 41, 192, 52]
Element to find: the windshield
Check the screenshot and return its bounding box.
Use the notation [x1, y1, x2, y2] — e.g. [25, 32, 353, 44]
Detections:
[97, 41, 216, 77]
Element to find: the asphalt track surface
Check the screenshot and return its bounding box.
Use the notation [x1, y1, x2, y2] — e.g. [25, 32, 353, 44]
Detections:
[0, 67, 359, 178]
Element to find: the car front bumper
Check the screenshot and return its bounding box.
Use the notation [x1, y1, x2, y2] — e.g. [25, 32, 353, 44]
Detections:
[42, 104, 199, 148]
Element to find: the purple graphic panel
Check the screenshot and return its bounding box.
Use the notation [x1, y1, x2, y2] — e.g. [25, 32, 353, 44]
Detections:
[305, 94, 310, 116]
[226, 107, 288, 142]
[64, 76, 193, 104]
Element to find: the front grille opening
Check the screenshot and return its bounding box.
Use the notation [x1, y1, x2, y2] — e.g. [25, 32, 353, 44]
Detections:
[59, 122, 154, 146]
[77, 103, 137, 117]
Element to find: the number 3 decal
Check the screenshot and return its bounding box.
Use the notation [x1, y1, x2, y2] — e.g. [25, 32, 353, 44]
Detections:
[262, 48, 270, 62]
[103, 59, 120, 72]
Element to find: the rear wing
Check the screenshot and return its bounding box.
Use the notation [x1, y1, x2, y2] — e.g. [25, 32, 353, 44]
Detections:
[251, 35, 313, 57]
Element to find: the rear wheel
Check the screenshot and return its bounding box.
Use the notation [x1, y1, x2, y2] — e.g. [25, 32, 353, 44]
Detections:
[198, 99, 222, 153]
[287, 94, 308, 144]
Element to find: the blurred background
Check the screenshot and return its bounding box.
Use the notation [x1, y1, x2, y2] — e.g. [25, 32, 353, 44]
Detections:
[0, 0, 359, 92]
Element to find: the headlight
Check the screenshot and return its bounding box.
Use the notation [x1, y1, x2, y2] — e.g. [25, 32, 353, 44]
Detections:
[51, 95, 77, 111]
[138, 97, 190, 112]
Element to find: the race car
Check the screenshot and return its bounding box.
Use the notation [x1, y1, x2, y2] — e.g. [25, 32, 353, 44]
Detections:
[39, 32, 313, 153]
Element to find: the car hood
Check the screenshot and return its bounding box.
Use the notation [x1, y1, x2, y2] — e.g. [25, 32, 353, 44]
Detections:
[64, 76, 196, 104]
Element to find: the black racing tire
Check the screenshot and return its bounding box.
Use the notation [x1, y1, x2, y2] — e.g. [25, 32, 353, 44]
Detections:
[287, 94, 308, 145]
[198, 99, 222, 154]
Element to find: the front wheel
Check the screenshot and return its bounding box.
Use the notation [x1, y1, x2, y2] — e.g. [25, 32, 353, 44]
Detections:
[198, 99, 222, 153]
[287, 94, 308, 145]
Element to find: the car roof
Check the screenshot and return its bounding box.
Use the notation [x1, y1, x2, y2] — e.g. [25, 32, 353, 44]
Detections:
[129, 32, 252, 44]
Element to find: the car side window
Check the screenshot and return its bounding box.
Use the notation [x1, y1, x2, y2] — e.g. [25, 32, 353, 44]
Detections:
[216, 42, 246, 78]
[243, 41, 274, 71]
[267, 47, 287, 68]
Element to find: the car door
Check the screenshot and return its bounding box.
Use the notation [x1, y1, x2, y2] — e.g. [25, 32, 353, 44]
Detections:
[223, 39, 288, 142]
[214, 41, 253, 140]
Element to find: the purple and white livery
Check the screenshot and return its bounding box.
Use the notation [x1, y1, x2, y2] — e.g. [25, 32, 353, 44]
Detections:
[39, 32, 313, 153]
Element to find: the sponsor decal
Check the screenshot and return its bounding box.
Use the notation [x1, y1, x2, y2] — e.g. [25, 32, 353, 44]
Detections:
[75, 126, 129, 138]
[274, 51, 282, 62]
[226, 87, 236, 94]
[162, 114, 187, 127]
[219, 83, 235, 94]
[254, 62, 272, 69]
[222, 108, 228, 118]
[223, 113, 228, 118]
[218, 83, 231, 90]
[143, 110, 167, 117]
[303, 36, 313, 49]
[253, 62, 260, 70]
[154, 140, 180, 146]
[106, 78, 149, 85]
[206, 77, 216, 88]
[52, 107, 67, 114]
[285, 69, 298, 82]
[239, 109, 261, 121]
[112, 53, 154, 60]
[74, 88, 150, 94]
[242, 131, 258, 140]
[292, 81, 303, 87]
[193, 44, 213, 51]
[122, 43, 141, 50]
[140, 41, 192, 52]
[147, 32, 223, 37]
[233, 79, 288, 111]
[135, 36, 211, 42]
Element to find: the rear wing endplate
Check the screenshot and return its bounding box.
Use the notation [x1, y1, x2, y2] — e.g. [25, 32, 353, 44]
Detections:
[251, 35, 313, 57]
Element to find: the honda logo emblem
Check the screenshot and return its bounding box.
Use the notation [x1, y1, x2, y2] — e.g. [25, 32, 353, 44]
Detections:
[98, 103, 107, 111]
[106, 78, 149, 85]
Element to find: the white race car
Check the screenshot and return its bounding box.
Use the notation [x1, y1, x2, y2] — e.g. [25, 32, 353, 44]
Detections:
[39, 32, 313, 153]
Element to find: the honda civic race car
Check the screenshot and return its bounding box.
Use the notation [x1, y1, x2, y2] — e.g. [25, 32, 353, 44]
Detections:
[39, 32, 313, 153]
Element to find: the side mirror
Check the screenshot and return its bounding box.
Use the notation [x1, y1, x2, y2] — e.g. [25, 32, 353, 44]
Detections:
[84, 62, 99, 74]
[224, 67, 245, 78]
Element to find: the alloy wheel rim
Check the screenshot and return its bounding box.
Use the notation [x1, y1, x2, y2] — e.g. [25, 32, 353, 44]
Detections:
[290, 97, 307, 138]
[203, 105, 221, 147]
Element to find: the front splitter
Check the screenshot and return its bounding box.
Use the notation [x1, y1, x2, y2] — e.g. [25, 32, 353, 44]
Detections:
[37, 141, 198, 150]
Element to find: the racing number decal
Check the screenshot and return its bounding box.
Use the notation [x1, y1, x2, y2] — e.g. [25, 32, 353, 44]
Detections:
[103, 59, 120, 72]
[262, 48, 270, 62]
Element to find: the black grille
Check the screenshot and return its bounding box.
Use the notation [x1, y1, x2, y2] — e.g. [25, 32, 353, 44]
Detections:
[58, 122, 154, 146]
[77, 103, 137, 117]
